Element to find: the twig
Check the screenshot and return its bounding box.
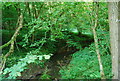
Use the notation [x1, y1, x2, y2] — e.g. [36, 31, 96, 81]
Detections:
[15, 40, 20, 52]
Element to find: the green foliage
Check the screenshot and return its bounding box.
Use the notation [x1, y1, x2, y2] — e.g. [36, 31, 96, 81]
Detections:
[2, 2, 19, 29]
[41, 74, 51, 79]
[59, 27, 112, 79]
[1, 54, 52, 79]
[60, 44, 112, 79]
[60, 47, 99, 79]
[2, 2, 111, 80]
[17, 2, 94, 48]
[1, 29, 14, 44]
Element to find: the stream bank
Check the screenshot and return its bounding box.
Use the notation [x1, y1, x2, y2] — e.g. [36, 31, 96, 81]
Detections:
[17, 47, 78, 80]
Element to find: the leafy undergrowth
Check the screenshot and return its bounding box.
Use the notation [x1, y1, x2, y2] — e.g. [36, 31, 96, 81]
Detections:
[1, 53, 52, 79]
[59, 43, 112, 79]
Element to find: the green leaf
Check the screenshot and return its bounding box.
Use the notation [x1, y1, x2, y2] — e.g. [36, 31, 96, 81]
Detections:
[44, 55, 51, 59]
[38, 56, 43, 60]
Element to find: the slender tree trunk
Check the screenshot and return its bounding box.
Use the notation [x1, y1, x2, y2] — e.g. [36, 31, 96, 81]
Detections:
[25, 2, 31, 17]
[32, 3, 38, 19]
[92, 2, 105, 79]
[108, 2, 119, 79]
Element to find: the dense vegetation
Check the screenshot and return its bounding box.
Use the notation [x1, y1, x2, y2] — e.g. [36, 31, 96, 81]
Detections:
[0, 2, 112, 80]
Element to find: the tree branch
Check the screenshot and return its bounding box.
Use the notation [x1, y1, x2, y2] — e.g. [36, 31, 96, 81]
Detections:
[0, 13, 23, 73]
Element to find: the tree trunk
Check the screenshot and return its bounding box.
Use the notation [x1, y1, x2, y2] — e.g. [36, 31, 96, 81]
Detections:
[92, 2, 105, 79]
[108, 2, 119, 80]
[118, 2, 120, 80]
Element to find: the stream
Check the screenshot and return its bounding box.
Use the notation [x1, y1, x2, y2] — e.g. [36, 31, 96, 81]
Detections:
[17, 34, 94, 80]
[17, 48, 78, 80]
[46, 49, 78, 79]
